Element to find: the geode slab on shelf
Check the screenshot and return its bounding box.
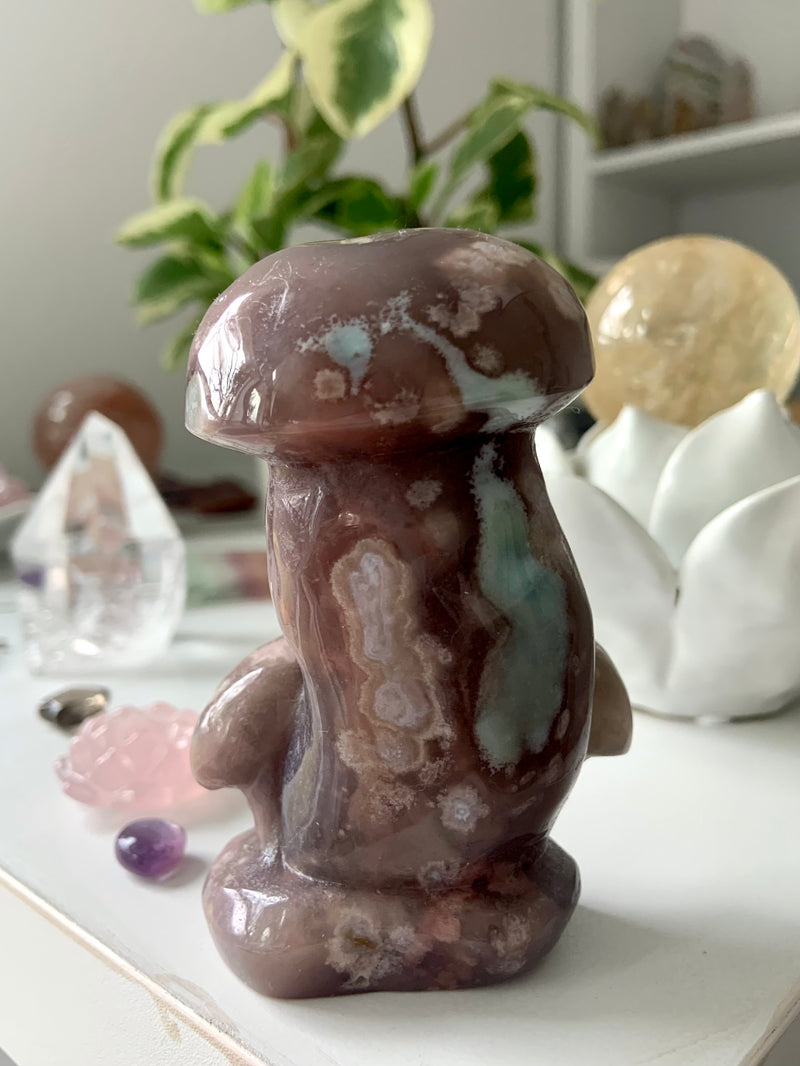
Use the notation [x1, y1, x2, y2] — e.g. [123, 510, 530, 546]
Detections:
[186, 228, 632, 999]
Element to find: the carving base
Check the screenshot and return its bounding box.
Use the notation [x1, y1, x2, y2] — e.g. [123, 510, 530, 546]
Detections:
[203, 832, 580, 999]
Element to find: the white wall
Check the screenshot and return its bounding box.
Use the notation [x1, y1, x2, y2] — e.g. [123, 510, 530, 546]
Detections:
[678, 181, 800, 293]
[0, 0, 560, 489]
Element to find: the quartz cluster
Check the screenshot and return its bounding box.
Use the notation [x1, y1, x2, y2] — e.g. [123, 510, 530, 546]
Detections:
[11, 413, 185, 673]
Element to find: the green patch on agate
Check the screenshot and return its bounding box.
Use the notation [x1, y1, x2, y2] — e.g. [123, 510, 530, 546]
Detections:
[472, 443, 567, 768]
[399, 308, 543, 429]
[324, 323, 372, 391]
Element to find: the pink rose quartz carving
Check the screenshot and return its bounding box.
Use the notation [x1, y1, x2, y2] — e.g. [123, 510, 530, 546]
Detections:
[55, 703, 203, 809]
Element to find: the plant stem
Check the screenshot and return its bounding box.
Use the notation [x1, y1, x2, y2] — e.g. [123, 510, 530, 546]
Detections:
[284, 119, 299, 154]
[425, 110, 471, 155]
[401, 94, 425, 166]
[269, 113, 297, 154]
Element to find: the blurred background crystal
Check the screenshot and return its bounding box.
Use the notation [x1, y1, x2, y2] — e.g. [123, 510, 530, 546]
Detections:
[10, 413, 185, 674]
[32, 375, 164, 475]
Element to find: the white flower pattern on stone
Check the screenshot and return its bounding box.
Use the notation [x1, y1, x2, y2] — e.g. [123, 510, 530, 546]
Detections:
[437, 783, 489, 834]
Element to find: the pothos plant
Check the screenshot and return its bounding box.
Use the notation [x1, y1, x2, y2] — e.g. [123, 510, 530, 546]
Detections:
[117, 0, 597, 370]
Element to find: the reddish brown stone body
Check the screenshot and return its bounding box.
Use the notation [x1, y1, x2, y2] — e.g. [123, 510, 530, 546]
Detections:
[187, 230, 631, 998]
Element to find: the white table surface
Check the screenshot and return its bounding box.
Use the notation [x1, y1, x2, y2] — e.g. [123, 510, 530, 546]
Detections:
[1, 585, 799, 1066]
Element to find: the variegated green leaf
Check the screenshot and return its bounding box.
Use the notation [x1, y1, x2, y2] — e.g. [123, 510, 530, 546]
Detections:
[279, 132, 342, 189]
[138, 292, 205, 327]
[151, 104, 214, 202]
[296, 0, 433, 139]
[233, 161, 275, 230]
[251, 212, 289, 253]
[194, 0, 264, 13]
[433, 98, 527, 218]
[162, 315, 203, 371]
[199, 51, 296, 143]
[433, 80, 595, 220]
[484, 130, 536, 223]
[446, 196, 499, 232]
[271, 0, 313, 49]
[407, 158, 438, 210]
[493, 78, 599, 142]
[292, 82, 319, 133]
[133, 254, 231, 325]
[244, 133, 342, 253]
[116, 199, 220, 247]
[134, 255, 206, 304]
[307, 176, 401, 234]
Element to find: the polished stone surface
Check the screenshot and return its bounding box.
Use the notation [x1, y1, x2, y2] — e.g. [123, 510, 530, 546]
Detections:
[186, 229, 632, 998]
[115, 818, 187, 879]
[33, 374, 163, 472]
[39, 686, 110, 729]
[12, 413, 185, 674]
[584, 236, 800, 427]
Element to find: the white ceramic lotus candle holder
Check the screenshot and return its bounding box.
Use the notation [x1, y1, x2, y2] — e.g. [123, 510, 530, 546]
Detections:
[538, 390, 800, 720]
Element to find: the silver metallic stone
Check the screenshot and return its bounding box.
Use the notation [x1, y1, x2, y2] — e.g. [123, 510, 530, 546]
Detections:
[39, 686, 111, 729]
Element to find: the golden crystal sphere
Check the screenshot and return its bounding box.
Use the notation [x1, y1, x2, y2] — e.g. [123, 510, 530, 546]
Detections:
[584, 235, 800, 426]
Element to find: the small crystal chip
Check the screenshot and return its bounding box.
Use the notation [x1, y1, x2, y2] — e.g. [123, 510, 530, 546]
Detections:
[39, 686, 110, 729]
[11, 413, 186, 674]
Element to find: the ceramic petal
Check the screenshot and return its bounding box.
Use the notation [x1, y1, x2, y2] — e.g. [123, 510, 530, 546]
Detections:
[580, 405, 688, 527]
[666, 475, 800, 718]
[573, 419, 607, 465]
[649, 390, 800, 565]
[546, 475, 675, 704]
[534, 425, 574, 476]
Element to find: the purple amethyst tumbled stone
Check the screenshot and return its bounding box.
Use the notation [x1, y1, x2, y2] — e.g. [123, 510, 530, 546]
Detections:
[115, 818, 186, 879]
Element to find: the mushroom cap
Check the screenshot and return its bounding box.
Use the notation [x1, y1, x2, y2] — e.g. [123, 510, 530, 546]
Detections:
[186, 229, 593, 460]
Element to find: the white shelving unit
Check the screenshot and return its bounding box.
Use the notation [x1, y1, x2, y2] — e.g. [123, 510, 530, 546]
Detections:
[591, 111, 800, 193]
[561, 0, 800, 286]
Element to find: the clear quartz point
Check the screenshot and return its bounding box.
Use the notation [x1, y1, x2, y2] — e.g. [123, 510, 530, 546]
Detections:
[11, 412, 185, 674]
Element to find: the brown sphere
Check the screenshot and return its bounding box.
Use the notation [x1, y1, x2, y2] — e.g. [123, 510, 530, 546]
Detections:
[584, 235, 800, 427]
[33, 375, 163, 472]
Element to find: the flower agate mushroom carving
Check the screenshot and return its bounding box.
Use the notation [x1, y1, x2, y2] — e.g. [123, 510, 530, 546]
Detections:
[186, 229, 632, 999]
